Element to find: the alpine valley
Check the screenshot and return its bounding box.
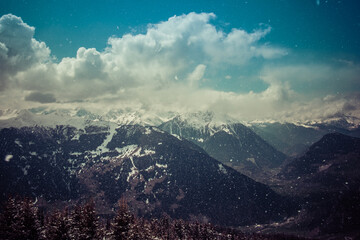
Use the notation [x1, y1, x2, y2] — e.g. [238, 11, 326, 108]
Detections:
[1, 108, 360, 239]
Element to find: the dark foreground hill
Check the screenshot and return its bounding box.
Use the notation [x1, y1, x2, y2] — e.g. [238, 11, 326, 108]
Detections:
[277, 133, 360, 237]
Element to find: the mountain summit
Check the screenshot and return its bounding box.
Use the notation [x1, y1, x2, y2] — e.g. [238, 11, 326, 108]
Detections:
[159, 112, 286, 179]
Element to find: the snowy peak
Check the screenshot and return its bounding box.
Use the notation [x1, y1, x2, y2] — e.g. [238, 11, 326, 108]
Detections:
[0, 107, 178, 127]
[159, 114, 287, 179]
[0, 109, 115, 130]
[104, 109, 175, 126]
[172, 111, 239, 130]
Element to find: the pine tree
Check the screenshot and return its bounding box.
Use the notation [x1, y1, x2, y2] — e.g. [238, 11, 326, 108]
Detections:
[159, 216, 172, 239]
[79, 199, 99, 240]
[20, 198, 42, 240]
[0, 196, 42, 240]
[174, 219, 186, 239]
[69, 204, 83, 239]
[45, 209, 71, 240]
[0, 196, 19, 239]
[112, 199, 134, 240]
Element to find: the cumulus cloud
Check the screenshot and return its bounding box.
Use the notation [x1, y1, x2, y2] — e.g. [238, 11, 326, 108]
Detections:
[4, 12, 286, 100]
[0, 14, 50, 90]
[0, 12, 359, 123]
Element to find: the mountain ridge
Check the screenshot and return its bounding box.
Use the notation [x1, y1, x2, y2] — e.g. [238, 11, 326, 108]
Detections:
[0, 123, 295, 226]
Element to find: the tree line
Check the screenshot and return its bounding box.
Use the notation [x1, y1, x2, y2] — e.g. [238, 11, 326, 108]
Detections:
[0, 196, 304, 240]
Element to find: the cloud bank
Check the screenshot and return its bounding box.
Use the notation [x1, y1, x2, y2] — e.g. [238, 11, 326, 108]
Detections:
[0, 12, 359, 122]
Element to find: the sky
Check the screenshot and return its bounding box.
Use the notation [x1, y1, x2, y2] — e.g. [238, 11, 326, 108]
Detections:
[0, 0, 360, 122]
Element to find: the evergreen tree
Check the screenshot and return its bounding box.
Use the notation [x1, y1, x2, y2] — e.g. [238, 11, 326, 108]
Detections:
[79, 199, 99, 240]
[69, 204, 83, 239]
[0, 196, 41, 240]
[45, 210, 71, 240]
[174, 219, 185, 239]
[0, 196, 19, 239]
[20, 198, 42, 240]
[127, 217, 151, 240]
[112, 199, 134, 240]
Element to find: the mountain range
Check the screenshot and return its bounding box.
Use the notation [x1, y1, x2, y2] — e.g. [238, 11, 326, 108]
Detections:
[1, 108, 359, 238]
[0, 121, 295, 226]
[158, 112, 287, 180]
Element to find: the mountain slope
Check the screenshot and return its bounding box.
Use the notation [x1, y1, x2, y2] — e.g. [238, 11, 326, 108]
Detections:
[277, 133, 360, 236]
[249, 122, 325, 156]
[0, 123, 294, 226]
[280, 133, 360, 181]
[159, 113, 287, 179]
[249, 121, 360, 157]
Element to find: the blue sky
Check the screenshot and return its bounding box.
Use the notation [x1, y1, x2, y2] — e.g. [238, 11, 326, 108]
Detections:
[2, 0, 359, 60]
[0, 0, 360, 122]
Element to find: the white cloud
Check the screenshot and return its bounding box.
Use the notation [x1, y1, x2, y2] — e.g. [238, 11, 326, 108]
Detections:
[0, 14, 50, 90]
[0, 12, 359, 123]
[187, 64, 206, 87]
[6, 12, 284, 101]
[260, 63, 360, 96]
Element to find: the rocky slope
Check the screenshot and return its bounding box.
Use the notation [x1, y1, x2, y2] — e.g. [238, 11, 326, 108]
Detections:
[159, 112, 287, 179]
[276, 133, 360, 237]
[0, 122, 295, 226]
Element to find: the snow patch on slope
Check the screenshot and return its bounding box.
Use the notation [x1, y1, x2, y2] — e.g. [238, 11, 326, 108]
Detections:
[115, 145, 139, 157]
[156, 163, 168, 168]
[246, 157, 258, 167]
[96, 123, 117, 153]
[218, 164, 227, 174]
[4, 154, 13, 162]
[319, 163, 332, 172]
[115, 144, 156, 159]
[171, 133, 182, 141]
[15, 140, 23, 147]
[127, 156, 139, 182]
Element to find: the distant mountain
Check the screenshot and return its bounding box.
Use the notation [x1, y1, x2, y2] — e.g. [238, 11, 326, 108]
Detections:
[277, 133, 360, 236]
[0, 121, 294, 226]
[159, 112, 287, 179]
[0, 109, 104, 129]
[249, 122, 325, 157]
[2, 107, 359, 155]
[249, 120, 360, 157]
[280, 133, 360, 180]
[0, 108, 176, 128]
[104, 109, 176, 126]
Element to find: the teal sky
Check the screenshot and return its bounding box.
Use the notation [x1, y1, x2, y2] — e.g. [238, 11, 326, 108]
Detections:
[0, 0, 360, 122]
[1, 0, 359, 60]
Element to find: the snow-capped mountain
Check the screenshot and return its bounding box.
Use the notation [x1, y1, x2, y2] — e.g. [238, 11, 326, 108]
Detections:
[0, 109, 108, 130]
[0, 108, 175, 129]
[0, 121, 295, 226]
[104, 109, 176, 126]
[159, 112, 287, 179]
